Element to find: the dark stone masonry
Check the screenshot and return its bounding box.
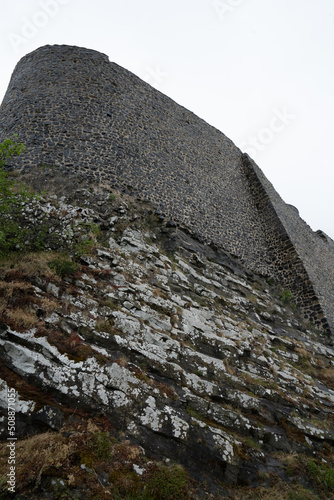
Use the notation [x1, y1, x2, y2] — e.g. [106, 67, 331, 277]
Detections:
[0, 44, 333, 335]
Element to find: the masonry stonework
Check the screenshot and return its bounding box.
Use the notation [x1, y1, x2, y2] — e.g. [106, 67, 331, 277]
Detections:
[0, 45, 333, 334]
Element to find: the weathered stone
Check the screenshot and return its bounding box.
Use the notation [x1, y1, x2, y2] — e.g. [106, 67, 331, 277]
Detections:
[32, 405, 64, 431]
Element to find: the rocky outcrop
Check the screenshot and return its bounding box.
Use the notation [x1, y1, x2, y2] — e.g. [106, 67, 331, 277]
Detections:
[0, 175, 333, 498]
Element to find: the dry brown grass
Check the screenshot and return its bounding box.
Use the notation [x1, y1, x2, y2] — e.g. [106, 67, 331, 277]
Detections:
[318, 368, 334, 389]
[241, 372, 255, 385]
[0, 252, 65, 331]
[0, 431, 75, 492]
[4, 308, 38, 329]
[115, 355, 128, 368]
[224, 360, 236, 376]
[0, 288, 36, 330]
[0, 251, 59, 280]
[95, 318, 115, 334]
[0, 280, 33, 298]
[39, 296, 58, 313]
[153, 287, 168, 299]
[294, 342, 311, 360]
[277, 452, 300, 469]
[0, 280, 40, 330]
[228, 482, 319, 499]
[0, 418, 147, 498]
[0, 297, 6, 316]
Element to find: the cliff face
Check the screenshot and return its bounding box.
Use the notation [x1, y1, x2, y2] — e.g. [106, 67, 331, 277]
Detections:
[0, 44, 333, 334]
[0, 169, 333, 498]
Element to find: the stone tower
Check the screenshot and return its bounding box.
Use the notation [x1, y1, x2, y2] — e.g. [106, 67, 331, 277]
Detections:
[0, 44, 333, 335]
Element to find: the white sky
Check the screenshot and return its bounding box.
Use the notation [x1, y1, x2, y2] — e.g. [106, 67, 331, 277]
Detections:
[0, 0, 333, 238]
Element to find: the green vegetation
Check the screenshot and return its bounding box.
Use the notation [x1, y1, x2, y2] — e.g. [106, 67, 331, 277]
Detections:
[0, 135, 25, 168]
[287, 487, 320, 500]
[100, 298, 119, 310]
[48, 256, 78, 277]
[74, 221, 101, 256]
[78, 430, 112, 467]
[112, 464, 190, 500]
[186, 404, 204, 421]
[279, 289, 297, 310]
[0, 136, 43, 255]
[93, 431, 112, 460]
[144, 464, 189, 499]
[307, 459, 334, 493]
[74, 238, 95, 256]
[244, 437, 262, 451]
[281, 289, 293, 304]
[78, 221, 100, 238]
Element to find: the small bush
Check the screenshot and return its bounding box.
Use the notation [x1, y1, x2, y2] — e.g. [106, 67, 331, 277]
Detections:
[0, 135, 25, 168]
[75, 238, 95, 256]
[281, 290, 293, 304]
[94, 431, 112, 460]
[79, 431, 112, 467]
[307, 459, 334, 493]
[74, 222, 101, 257]
[144, 464, 189, 500]
[110, 467, 142, 497]
[48, 257, 78, 277]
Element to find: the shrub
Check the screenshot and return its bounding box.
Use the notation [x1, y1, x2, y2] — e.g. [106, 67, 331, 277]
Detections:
[281, 289, 293, 304]
[79, 431, 112, 466]
[280, 289, 297, 309]
[48, 257, 78, 277]
[144, 464, 189, 499]
[75, 238, 95, 256]
[307, 459, 334, 493]
[0, 135, 25, 168]
[93, 431, 112, 460]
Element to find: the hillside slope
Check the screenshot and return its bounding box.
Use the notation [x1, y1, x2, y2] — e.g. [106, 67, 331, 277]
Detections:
[0, 170, 333, 499]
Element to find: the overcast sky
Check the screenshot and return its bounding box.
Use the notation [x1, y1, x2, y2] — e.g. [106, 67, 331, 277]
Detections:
[1, 0, 333, 238]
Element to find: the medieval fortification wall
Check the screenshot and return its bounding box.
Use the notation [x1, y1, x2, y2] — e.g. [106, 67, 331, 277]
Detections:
[0, 45, 333, 334]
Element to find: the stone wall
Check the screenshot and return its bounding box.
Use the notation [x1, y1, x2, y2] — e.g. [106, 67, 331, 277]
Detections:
[0, 44, 333, 334]
[242, 154, 333, 332]
[242, 155, 334, 333]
